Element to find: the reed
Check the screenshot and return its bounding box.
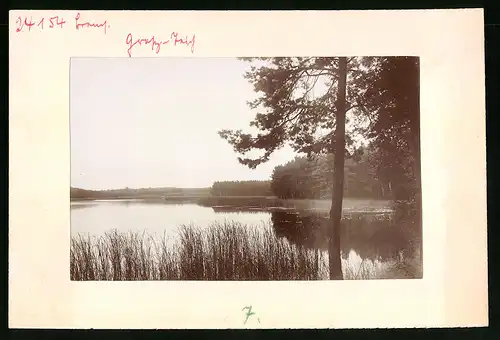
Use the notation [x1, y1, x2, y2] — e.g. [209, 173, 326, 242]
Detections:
[70, 221, 328, 280]
[70, 221, 420, 281]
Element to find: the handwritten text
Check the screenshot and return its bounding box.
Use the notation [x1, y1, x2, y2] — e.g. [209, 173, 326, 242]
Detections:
[125, 32, 196, 57]
[74, 13, 109, 34]
[242, 306, 260, 324]
[15, 13, 109, 34]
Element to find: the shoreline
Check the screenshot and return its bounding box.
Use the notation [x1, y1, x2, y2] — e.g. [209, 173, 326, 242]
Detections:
[71, 196, 395, 213]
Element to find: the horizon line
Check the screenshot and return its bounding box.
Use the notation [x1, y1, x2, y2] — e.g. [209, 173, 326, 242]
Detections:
[70, 180, 273, 191]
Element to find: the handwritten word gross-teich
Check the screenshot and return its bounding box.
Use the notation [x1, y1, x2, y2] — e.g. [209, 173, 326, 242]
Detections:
[125, 32, 196, 57]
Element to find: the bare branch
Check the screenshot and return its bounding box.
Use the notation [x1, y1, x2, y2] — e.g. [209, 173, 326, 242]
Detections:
[302, 73, 322, 99]
[304, 70, 335, 78]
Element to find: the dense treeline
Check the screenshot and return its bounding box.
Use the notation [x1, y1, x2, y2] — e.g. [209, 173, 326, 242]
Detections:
[210, 180, 272, 197]
[209, 146, 397, 200]
[70, 187, 211, 200]
[271, 147, 394, 200]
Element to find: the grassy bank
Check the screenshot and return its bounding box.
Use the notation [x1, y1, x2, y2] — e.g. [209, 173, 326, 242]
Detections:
[70, 221, 421, 281]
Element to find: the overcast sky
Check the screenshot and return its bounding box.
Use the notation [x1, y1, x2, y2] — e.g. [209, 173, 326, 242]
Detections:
[70, 57, 297, 190]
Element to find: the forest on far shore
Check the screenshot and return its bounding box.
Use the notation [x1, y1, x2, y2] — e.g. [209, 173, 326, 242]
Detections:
[70, 186, 211, 200]
[72, 142, 408, 201]
[210, 145, 405, 200]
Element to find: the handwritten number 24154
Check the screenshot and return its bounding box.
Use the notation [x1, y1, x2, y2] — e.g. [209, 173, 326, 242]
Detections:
[16, 16, 66, 32]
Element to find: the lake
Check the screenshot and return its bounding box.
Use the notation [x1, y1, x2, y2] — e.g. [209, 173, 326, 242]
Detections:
[71, 198, 419, 278]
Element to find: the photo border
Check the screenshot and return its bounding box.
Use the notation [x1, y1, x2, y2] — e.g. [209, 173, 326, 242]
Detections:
[8, 9, 487, 328]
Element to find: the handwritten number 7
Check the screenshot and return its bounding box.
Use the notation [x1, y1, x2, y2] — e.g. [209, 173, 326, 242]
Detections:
[242, 306, 256, 324]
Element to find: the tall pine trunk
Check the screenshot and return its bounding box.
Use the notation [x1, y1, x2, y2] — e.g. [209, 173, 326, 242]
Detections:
[328, 57, 347, 280]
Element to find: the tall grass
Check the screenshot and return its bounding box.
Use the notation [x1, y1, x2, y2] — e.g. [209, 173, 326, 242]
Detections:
[70, 221, 328, 281]
[70, 221, 421, 281]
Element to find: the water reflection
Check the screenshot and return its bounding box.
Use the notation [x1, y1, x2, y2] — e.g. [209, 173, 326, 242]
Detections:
[270, 210, 414, 263]
[206, 205, 415, 263]
[212, 206, 273, 214]
[71, 200, 418, 266]
[70, 202, 99, 211]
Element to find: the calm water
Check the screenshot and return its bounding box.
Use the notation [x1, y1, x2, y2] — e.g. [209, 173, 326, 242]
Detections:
[71, 200, 271, 240]
[71, 199, 415, 273]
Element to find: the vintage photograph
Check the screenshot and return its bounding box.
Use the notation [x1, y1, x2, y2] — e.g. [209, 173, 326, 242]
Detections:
[70, 56, 422, 281]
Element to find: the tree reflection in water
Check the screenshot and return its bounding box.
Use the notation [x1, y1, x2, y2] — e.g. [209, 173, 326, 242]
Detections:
[270, 210, 418, 263]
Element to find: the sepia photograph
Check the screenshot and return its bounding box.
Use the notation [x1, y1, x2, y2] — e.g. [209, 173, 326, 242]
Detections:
[70, 56, 422, 281]
[9, 9, 487, 329]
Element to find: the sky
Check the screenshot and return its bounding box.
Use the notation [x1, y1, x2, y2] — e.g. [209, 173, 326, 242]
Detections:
[70, 57, 297, 190]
